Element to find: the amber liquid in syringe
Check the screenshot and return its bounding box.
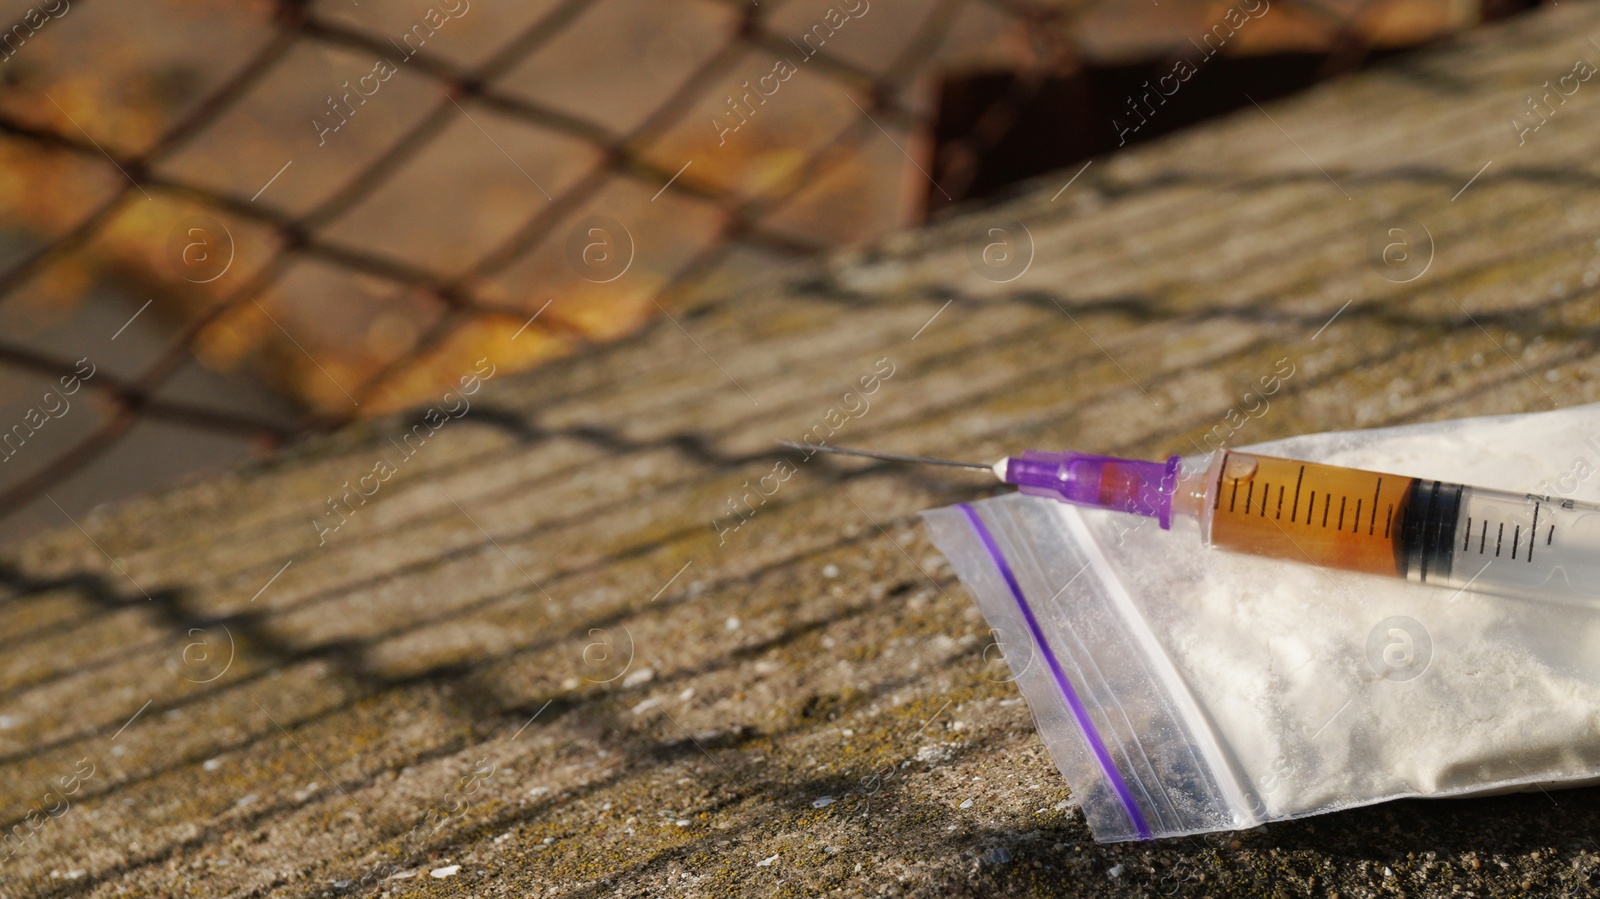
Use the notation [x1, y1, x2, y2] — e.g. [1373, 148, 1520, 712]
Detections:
[1207, 453, 1416, 578]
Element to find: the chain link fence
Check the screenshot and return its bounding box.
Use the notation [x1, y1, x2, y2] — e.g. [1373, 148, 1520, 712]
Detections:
[0, 0, 1483, 538]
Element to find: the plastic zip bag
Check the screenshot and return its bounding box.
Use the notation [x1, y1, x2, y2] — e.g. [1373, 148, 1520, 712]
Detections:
[923, 403, 1600, 841]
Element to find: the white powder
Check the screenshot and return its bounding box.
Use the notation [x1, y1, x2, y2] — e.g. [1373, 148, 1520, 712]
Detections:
[1097, 405, 1600, 819]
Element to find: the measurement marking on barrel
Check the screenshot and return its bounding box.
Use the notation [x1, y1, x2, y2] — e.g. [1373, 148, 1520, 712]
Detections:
[1292, 467, 1304, 523]
[1369, 479, 1382, 535]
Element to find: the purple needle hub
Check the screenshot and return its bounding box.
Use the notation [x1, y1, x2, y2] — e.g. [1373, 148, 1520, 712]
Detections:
[1002, 451, 1182, 528]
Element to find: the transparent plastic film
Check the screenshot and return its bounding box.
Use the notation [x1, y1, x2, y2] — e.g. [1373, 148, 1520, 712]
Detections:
[925, 403, 1600, 843]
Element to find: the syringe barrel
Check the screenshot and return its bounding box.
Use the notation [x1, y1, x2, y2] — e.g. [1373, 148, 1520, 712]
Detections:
[1198, 451, 1600, 601]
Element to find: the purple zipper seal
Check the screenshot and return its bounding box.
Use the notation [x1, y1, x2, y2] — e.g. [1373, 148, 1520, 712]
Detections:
[957, 503, 1153, 840]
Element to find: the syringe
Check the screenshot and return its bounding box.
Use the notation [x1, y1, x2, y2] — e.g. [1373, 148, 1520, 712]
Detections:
[790, 441, 1600, 602]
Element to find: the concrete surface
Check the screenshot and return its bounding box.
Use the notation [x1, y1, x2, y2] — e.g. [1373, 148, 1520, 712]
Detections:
[7, 3, 1600, 896]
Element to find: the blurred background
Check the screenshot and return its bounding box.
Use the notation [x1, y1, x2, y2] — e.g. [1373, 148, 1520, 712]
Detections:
[0, 0, 1550, 544]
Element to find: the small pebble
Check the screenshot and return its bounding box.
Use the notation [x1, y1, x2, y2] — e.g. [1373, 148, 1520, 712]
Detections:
[725, 617, 741, 631]
[429, 865, 460, 879]
[813, 796, 836, 808]
[756, 854, 779, 867]
[1108, 864, 1124, 878]
[822, 564, 840, 578]
[960, 799, 974, 809]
